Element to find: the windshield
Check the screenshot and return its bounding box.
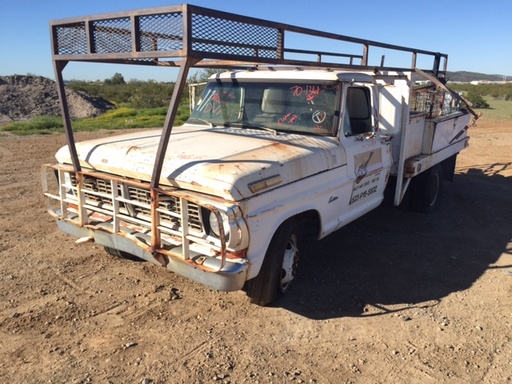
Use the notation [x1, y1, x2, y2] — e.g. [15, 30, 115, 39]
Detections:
[188, 80, 340, 136]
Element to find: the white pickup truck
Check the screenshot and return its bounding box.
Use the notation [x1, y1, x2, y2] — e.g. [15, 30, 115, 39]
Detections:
[42, 5, 476, 305]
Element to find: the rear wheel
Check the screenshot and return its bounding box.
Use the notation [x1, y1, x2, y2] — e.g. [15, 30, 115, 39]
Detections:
[412, 164, 444, 213]
[441, 154, 457, 182]
[246, 220, 302, 306]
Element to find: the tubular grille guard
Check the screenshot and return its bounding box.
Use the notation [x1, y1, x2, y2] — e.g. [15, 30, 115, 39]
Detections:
[41, 164, 230, 269]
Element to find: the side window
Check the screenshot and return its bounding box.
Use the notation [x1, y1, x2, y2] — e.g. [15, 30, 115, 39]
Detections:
[344, 87, 373, 136]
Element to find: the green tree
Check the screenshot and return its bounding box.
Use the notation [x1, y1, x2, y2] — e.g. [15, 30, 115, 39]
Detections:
[188, 68, 229, 83]
[128, 80, 174, 109]
[105, 73, 126, 85]
[464, 91, 490, 109]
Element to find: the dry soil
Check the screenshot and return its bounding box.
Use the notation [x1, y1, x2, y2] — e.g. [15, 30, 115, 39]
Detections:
[0, 118, 511, 383]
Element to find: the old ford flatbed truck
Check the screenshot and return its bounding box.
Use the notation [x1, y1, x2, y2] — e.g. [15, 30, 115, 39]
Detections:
[42, 4, 478, 305]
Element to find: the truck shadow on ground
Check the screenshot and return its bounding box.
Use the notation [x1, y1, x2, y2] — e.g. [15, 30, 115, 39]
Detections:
[278, 166, 512, 319]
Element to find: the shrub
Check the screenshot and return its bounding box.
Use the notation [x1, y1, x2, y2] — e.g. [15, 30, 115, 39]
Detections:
[464, 91, 490, 109]
[97, 107, 137, 120]
[0, 116, 63, 135]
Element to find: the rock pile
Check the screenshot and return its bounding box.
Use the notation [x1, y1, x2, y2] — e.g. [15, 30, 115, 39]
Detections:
[0, 75, 114, 125]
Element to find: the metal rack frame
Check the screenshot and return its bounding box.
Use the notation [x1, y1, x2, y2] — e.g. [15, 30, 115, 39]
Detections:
[50, 3, 449, 188]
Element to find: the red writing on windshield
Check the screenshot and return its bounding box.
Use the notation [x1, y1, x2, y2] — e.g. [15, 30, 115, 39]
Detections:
[290, 85, 321, 102]
[278, 113, 298, 125]
[204, 91, 236, 115]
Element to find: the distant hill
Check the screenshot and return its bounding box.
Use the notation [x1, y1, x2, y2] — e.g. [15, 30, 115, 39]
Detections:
[446, 71, 510, 83]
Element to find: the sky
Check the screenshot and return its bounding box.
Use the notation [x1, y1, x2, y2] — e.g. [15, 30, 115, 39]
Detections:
[1, 0, 511, 82]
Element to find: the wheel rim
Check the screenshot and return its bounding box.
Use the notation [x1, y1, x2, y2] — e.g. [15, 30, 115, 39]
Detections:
[279, 233, 299, 292]
[428, 172, 441, 207]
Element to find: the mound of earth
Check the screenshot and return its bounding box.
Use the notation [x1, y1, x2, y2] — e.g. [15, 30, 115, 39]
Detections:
[0, 75, 114, 124]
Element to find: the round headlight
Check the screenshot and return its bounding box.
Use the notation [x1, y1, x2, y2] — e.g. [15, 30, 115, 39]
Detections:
[209, 210, 230, 238]
[63, 172, 73, 193]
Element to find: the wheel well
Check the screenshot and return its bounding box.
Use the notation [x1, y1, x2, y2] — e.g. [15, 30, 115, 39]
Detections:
[291, 210, 321, 241]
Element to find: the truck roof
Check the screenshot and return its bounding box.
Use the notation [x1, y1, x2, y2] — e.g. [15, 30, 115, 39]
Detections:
[210, 69, 375, 83]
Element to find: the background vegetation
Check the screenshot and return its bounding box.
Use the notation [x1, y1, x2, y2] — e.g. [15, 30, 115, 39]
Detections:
[446, 71, 509, 83]
[1, 72, 511, 135]
[448, 82, 512, 109]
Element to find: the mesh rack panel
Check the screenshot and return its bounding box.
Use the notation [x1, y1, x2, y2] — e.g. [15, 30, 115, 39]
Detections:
[52, 7, 279, 61]
[139, 12, 183, 52]
[190, 13, 279, 59]
[92, 17, 132, 53]
[55, 23, 88, 55]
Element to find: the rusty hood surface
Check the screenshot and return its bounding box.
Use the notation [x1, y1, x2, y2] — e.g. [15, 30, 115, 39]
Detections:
[55, 125, 347, 201]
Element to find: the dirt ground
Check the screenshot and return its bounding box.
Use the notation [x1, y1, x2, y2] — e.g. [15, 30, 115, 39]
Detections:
[0, 118, 511, 384]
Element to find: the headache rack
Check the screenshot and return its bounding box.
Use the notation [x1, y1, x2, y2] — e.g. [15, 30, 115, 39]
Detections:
[50, 3, 452, 186]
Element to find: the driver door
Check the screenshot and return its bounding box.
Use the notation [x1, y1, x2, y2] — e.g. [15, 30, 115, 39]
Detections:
[339, 84, 392, 222]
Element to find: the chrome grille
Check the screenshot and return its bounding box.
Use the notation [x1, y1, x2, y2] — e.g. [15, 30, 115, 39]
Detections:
[128, 186, 150, 204]
[69, 174, 204, 233]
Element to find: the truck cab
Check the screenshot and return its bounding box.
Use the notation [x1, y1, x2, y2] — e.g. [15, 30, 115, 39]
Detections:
[189, 70, 392, 228]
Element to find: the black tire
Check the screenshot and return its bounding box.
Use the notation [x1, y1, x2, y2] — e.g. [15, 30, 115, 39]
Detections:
[104, 246, 144, 262]
[246, 220, 302, 306]
[412, 164, 444, 213]
[441, 154, 457, 182]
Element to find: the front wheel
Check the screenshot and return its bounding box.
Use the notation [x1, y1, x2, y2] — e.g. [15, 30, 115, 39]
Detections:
[104, 247, 144, 262]
[246, 220, 302, 306]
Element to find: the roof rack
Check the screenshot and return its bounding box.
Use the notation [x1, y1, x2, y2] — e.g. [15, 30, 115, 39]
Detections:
[50, 4, 449, 187]
[51, 4, 447, 73]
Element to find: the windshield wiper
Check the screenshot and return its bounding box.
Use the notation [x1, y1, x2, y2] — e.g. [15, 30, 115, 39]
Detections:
[229, 122, 279, 135]
[187, 117, 216, 127]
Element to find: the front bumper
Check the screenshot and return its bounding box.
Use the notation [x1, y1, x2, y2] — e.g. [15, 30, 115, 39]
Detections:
[57, 218, 248, 292]
[42, 163, 249, 292]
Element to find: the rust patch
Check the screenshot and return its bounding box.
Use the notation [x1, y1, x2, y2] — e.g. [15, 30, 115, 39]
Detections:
[153, 252, 168, 267]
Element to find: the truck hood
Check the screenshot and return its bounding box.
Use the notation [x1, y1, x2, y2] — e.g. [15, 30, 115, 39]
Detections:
[56, 125, 347, 201]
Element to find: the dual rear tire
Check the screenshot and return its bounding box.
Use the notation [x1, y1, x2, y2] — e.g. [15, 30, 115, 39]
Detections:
[409, 154, 458, 213]
[412, 164, 444, 213]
